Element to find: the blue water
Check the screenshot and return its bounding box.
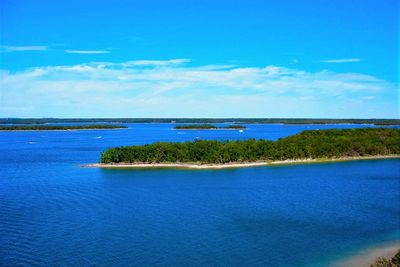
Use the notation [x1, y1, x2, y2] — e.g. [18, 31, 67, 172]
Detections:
[1, 123, 399, 266]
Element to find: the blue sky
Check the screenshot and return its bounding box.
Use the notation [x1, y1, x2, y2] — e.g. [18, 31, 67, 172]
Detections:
[0, 0, 398, 118]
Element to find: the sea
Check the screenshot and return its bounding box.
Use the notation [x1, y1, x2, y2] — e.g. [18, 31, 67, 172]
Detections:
[1, 123, 399, 266]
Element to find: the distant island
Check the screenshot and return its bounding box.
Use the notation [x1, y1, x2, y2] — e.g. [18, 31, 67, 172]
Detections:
[94, 128, 400, 168]
[174, 124, 246, 130]
[1, 118, 399, 125]
[0, 124, 127, 131]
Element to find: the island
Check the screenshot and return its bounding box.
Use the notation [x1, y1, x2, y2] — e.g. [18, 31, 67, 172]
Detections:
[92, 128, 400, 168]
[174, 124, 246, 130]
[0, 124, 127, 131]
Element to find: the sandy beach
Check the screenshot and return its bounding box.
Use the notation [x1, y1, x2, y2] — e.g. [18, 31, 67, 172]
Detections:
[333, 240, 400, 267]
[85, 155, 400, 169]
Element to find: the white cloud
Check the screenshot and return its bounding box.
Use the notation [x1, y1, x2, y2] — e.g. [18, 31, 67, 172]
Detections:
[320, 58, 361, 63]
[64, 50, 111, 54]
[0, 59, 397, 118]
[132, 59, 189, 65]
[1, 46, 48, 52]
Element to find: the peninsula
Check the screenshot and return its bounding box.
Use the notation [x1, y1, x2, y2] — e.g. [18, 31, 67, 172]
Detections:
[174, 124, 246, 130]
[0, 124, 127, 131]
[96, 128, 400, 168]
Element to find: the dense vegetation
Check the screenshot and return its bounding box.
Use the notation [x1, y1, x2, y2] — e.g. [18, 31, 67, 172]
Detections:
[0, 124, 127, 131]
[371, 249, 400, 267]
[1, 118, 399, 125]
[100, 128, 400, 164]
[223, 125, 246, 129]
[174, 124, 246, 130]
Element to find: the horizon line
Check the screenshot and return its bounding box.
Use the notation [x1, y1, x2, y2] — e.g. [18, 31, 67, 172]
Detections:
[1, 117, 399, 120]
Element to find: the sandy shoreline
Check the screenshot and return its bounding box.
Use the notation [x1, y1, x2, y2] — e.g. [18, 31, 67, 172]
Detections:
[84, 155, 400, 169]
[332, 240, 400, 267]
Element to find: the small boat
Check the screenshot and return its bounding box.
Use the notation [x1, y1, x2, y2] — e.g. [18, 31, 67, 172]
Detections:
[239, 130, 244, 133]
[96, 136, 102, 139]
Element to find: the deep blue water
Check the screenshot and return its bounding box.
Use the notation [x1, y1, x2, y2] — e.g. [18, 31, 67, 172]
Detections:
[1, 123, 399, 266]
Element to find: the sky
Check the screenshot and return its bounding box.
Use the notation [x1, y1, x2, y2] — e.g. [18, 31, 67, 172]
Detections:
[0, 0, 398, 118]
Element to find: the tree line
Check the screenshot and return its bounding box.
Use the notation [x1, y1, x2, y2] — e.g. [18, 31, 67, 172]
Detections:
[100, 128, 400, 164]
[174, 124, 246, 130]
[1, 118, 399, 125]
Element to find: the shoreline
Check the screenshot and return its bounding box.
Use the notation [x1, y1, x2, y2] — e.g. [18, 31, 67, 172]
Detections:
[0, 128, 127, 132]
[173, 128, 245, 131]
[332, 240, 400, 267]
[84, 155, 400, 169]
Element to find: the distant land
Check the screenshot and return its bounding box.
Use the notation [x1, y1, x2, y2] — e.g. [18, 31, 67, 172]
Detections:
[1, 118, 399, 125]
[0, 124, 127, 131]
[174, 124, 246, 130]
[96, 128, 400, 168]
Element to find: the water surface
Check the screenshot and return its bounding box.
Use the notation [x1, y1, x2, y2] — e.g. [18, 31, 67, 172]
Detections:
[1, 123, 399, 266]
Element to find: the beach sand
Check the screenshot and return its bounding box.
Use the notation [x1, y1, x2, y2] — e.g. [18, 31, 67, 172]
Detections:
[332, 240, 400, 267]
[84, 155, 400, 169]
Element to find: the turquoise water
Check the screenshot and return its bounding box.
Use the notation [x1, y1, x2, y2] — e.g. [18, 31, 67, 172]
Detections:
[1, 123, 399, 266]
